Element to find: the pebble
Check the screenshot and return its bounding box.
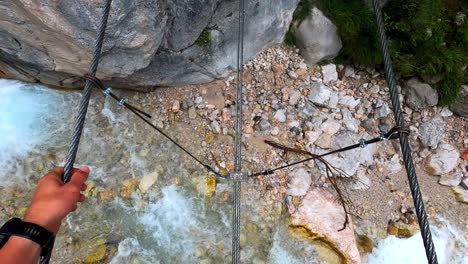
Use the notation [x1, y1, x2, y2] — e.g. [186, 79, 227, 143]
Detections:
[188, 106, 197, 119]
[461, 149, 468, 160]
[211, 121, 221, 133]
[172, 100, 180, 112]
[289, 90, 302, 106]
[375, 104, 391, 119]
[426, 144, 460, 175]
[440, 107, 453, 117]
[419, 116, 447, 148]
[369, 85, 380, 94]
[320, 119, 341, 135]
[315, 133, 333, 149]
[341, 108, 360, 133]
[256, 120, 271, 131]
[321, 64, 338, 82]
[194, 96, 203, 105]
[460, 178, 468, 190]
[439, 171, 463, 187]
[287, 167, 312, 196]
[338, 95, 360, 109]
[138, 148, 149, 157]
[344, 66, 355, 77]
[288, 70, 298, 79]
[274, 109, 286, 122]
[139, 171, 158, 193]
[270, 126, 280, 136]
[306, 130, 322, 145]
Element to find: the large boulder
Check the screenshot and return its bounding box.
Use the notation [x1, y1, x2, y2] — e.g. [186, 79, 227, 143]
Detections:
[402, 78, 439, 110]
[294, 7, 342, 65]
[450, 85, 468, 116]
[0, 0, 300, 90]
[290, 189, 361, 264]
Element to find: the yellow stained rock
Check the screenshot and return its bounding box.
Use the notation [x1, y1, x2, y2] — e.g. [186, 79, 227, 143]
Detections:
[387, 221, 420, 238]
[84, 181, 96, 198]
[219, 168, 228, 177]
[386, 224, 398, 236]
[205, 133, 215, 144]
[220, 191, 229, 202]
[15, 207, 28, 217]
[99, 190, 117, 203]
[84, 243, 107, 264]
[452, 186, 468, 204]
[356, 234, 374, 254]
[139, 171, 159, 193]
[205, 176, 217, 198]
[120, 178, 139, 199]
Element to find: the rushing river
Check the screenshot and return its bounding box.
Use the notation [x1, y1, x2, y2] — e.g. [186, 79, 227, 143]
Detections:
[0, 79, 466, 263]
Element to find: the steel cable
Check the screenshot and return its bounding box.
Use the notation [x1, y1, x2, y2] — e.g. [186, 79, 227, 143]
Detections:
[372, 1, 438, 263]
[40, 1, 113, 263]
[232, 0, 245, 263]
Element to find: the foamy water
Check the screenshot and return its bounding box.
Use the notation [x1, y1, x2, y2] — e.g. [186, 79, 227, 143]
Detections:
[367, 219, 468, 264]
[0, 80, 74, 179]
[110, 185, 231, 263]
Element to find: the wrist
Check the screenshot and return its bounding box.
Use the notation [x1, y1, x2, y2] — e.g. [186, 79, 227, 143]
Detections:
[23, 209, 60, 234]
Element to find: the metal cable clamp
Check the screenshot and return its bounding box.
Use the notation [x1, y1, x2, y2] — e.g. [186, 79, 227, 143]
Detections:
[227, 171, 248, 182]
[118, 98, 128, 106]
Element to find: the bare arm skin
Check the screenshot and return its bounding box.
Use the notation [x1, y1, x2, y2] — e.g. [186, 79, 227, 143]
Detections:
[0, 166, 90, 264]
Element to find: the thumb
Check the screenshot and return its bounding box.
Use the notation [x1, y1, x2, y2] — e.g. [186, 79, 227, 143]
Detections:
[68, 166, 90, 189]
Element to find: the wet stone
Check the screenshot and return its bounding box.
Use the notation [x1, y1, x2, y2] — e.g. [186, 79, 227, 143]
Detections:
[188, 106, 197, 119]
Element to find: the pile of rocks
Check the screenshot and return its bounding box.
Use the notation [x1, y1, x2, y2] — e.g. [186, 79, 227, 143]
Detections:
[168, 44, 466, 205]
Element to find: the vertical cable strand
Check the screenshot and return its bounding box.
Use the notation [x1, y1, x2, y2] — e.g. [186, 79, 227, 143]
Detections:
[372, 1, 438, 263]
[232, 0, 245, 263]
[40, 1, 113, 264]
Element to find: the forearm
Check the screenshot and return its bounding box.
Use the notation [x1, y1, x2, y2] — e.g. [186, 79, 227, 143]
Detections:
[0, 236, 41, 264]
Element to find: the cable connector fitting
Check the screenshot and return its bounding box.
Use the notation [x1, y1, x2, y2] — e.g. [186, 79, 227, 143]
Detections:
[104, 87, 112, 96]
[118, 98, 128, 106]
[359, 139, 367, 148]
[227, 171, 248, 182]
[379, 131, 387, 141]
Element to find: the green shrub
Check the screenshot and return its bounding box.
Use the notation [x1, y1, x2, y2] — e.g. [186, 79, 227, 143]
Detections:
[196, 30, 212, 48]
[289, 0, 467, 105]
[313, 0, 382, 65]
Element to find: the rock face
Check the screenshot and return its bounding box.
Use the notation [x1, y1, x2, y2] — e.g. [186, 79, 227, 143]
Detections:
[0, 0, 299, 90]
[451, 85, 468, 116]
[290, 189, 361, 264]
[402, 78, 439, 110]
[294, 7, 342, 65]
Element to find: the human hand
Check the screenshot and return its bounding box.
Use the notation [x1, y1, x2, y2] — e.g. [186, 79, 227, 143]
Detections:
[23, 166, 90, 234]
